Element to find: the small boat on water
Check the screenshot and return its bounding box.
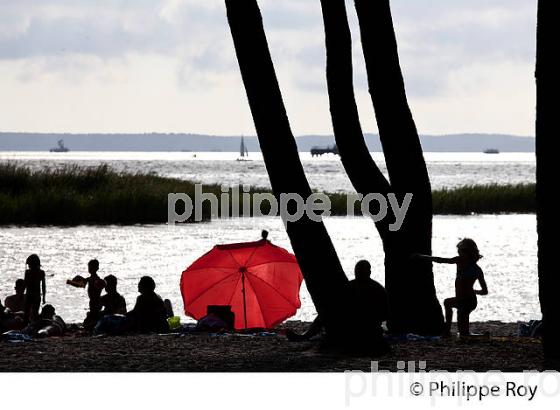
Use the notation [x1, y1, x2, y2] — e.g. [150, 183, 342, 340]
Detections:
[237, 136, 251, 161]
[311, 144, 339, 157]
[50, 139, 70, 153]
[483, 148, 500, 154]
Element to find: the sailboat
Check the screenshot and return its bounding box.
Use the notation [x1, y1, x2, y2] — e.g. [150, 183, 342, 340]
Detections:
[237, 136, 250, 161]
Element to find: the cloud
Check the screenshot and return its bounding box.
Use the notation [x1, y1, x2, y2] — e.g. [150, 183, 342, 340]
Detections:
[0, 0, 538, 135]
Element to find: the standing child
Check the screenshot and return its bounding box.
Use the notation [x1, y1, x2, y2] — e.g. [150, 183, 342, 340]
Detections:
[24, 254, 46, 322]
[67, 259, 106, 329]
[415, 238, 488, 337]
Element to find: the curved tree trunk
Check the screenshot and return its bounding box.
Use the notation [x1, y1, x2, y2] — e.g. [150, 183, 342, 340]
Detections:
[319, 0, 391, 201]
[225, 0, 350, 340]
[354, 0, 442, 335]
[320, 0, 443, 334]
[536, 0, 560, 370]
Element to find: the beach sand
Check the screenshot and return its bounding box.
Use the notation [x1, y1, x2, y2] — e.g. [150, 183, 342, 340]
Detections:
[0, 321, 542, 372]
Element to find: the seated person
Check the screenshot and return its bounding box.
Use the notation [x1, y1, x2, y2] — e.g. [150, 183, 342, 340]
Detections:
[196, 306, 235, 332]
[347, 260, 389, 332]
[1, 300, 25, 331]
[125, 276, 169, 334]
[0, 300, 7, 330]
[4, 279, 26, 314]
[196, 313, 230, 332]
[287, 260, 389, 354]
[23, 304, 66, 338]
[164, 299, 174, 318]
[100, 275, 127, 316]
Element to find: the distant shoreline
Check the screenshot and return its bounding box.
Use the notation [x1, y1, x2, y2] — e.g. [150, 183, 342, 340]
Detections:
[0, 132, 536, 153]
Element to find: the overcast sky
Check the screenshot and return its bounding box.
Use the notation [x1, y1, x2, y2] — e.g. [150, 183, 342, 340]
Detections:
[0, 0, 537, 136]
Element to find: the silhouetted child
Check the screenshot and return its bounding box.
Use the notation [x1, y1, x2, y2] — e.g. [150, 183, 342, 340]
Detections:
[100, 275, 127, 316]
[67, 259, 106, 329]
[4, 279, 26, 313]
[24, 254, 46, 322]
[415, 238, 488, 337]
[125, 276, 169, 334]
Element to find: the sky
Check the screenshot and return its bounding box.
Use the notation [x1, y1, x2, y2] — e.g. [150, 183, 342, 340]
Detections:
[0, 0, 537, 136]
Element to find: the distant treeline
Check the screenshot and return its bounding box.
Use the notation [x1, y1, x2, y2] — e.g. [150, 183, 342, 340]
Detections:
[0, 163, 535, 226]
[0, 132, 535, 152]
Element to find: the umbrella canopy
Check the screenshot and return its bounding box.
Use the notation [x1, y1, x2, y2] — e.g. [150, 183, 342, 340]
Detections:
[181, 239, 303, 329]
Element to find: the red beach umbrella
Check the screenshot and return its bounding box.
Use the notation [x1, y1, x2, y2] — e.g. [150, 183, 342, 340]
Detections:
[181, 239, 303, 329]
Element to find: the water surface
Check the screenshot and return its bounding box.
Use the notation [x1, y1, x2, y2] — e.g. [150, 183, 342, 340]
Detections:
[0, 215, 538, 325]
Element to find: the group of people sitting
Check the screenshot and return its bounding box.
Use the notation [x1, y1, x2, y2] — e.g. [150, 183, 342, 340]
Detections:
[1, 277, 67, 338]
[3, 237, 488, 346]
[1, 255, 173, 338]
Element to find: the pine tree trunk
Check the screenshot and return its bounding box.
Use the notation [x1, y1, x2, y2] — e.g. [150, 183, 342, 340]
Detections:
[536, 0, 560, 370]
[225, 0, 350, 339]
[320, 0, 443, 334]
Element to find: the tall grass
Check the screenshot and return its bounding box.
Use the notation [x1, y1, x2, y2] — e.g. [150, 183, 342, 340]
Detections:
[0, 163, 220, 225]
[432, 184, 535, 214]
[0, 163, 535, 226]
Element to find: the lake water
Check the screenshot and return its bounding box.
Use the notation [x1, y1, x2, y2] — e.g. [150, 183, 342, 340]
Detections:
[0, 151, 535, 192]
[0, 215, 539, 325]
[0, 152, 539, 325]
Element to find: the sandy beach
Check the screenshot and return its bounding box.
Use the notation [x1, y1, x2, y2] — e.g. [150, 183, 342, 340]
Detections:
[0, 321, 542, 372]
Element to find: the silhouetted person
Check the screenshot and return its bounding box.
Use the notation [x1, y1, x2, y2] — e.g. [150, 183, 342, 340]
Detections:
[287, 260, 389, 354]
[1, 298, 25, 331]
[24, 254, 46, 322]
[1, 301, 9, 331]
[347, 260, 389, 327]
[125, 276, 169, 334]
[0, 300, 5, 325]
[100, 275, 127, 316]
[415, 238, 488, 337]
[4, 279, 26, 313]
[163, 299, 174, 318]
[67, 259, 106, 329]
[23, 304, 66, 338]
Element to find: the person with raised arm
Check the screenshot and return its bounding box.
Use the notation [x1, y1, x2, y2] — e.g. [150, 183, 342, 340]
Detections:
[67, 259, 106, 329]
[414, 238, 488, 337]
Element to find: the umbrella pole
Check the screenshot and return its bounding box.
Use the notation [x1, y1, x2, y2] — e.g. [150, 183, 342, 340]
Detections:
[241, 270, 248, 329]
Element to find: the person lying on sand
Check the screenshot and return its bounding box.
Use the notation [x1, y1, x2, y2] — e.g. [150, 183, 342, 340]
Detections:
[125, 276, 169, 334]
[100, 275, 127, 316]
[23, 254, 46, 323]
[414, 238, 488, 337]
[4, 279, 26, 314]
[67, 259, 106, 329]
[286, 260, 389, 353]
[23, 304, 66, 338]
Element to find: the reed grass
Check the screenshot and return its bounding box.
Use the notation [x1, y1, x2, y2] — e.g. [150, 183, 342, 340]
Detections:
[0, 163, 535, 225]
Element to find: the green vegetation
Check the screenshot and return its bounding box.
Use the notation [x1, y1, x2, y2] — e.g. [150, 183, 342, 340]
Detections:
[431, 184, 535, 215]
[0, 163, 219, 225]
[0, 163, 535, 226]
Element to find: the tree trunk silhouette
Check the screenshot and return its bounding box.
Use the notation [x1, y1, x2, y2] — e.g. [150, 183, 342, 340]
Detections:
[225, 0, 350, 340]
[536, 0, 560, 370]
[320, 0, 443, 334]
